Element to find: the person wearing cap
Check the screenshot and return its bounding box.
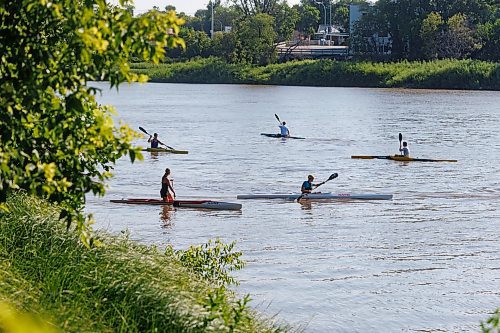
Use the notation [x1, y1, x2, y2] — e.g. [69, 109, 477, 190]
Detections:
[279, 121, 290, 138]
[301, 175, 319, 194]
[148, 133, 165, 148]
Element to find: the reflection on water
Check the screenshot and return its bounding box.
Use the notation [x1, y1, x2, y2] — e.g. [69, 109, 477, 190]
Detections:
[160, 205, 174, 227]
[87, 83, 500, 333]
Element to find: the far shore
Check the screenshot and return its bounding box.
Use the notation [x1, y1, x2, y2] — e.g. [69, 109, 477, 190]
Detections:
[129, 58, 500, 91]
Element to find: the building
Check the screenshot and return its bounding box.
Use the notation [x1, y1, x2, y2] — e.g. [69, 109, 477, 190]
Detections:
[349, 4, 392, 55]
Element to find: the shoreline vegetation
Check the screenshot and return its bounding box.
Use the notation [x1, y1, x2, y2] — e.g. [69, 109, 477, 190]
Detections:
[130, 57, 500, 91]
[0, 193, 285, 333]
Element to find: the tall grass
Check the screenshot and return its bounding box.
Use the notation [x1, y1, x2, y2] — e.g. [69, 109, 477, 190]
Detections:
[130, 58, 500, 90]
[0, 193, 286, 332]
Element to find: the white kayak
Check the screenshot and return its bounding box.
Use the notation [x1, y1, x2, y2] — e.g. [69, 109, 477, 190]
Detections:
[236, 193, 393, 200]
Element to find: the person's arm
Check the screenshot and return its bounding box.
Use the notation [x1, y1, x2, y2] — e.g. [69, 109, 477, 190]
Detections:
[167, 179, 176, 197]
[157, 139, 166, 146]
[148, 136, 152, 142]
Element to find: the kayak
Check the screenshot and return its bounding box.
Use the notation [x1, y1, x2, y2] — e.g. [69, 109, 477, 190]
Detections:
[261, 133, 305, 140]
[236, 193, 393, 200]
[351, 155, 457, 162]
[142, 148, 189, 154]
[110, 198, 242, 210]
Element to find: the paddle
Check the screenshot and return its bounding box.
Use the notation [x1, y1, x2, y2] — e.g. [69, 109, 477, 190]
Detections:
[398, 133, 403, 155]
[297, 173, 339, 202]
[138, 127, 175, 150]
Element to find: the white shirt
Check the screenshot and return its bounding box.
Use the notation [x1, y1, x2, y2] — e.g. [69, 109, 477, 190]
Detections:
[279, 125, 289, 137]
[400, 147, 410, 157]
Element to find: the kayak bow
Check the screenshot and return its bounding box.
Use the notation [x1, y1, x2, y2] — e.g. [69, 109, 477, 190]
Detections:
[260, 133, 305, 140]
[142, 148, 189, 154]
[110, 198, 241, 210]
[236, 193, 393, 200]
[351, 155, 457, 162]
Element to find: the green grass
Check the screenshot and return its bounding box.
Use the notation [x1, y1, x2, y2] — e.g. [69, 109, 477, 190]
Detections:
[130, 58, 500, 90]
[0, 192, 286, 332]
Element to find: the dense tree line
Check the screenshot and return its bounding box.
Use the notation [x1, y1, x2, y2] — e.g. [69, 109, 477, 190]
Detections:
[157, 0, 498, 64]
[352, 0, 499, 60]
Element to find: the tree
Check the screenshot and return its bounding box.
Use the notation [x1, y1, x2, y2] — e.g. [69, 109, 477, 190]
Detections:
[233, 13, 277, 65]
[295, 4, 320, 36]
[179, 28, 213, 58]
[0, 0, 184, 245]
[420, 12, 444, 59]
[439, 13, 478, 59]
[165, 5, 176, 12]
[274, 2, 299, 42]
[211, 31, 238, 62]
[476, 19, 500, 61]
[231, 0, 278, 16]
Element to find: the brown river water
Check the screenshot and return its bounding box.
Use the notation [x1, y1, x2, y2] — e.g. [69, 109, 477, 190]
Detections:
[87, 82, 500, 332]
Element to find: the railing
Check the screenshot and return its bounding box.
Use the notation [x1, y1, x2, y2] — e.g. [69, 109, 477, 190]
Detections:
[277, 45, 350, 60]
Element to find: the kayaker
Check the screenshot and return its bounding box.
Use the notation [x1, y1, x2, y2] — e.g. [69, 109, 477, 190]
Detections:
[160, 168, 176, 202]
[301, 175, 318, 194]
[279, 121, 290, 138]
[399, 141, 410, 157]
[148, 133, 165, 149]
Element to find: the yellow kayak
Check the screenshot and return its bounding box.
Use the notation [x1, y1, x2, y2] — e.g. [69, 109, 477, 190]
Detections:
[142, 147, 189, 154]
[351, 155, 457, 162]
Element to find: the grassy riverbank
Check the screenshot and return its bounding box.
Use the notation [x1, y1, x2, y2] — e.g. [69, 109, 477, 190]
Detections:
[131, 58, 500, 90]
[0, 193, 284, 332]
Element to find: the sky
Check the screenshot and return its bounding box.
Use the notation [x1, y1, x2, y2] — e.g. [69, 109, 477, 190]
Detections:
[131, 0, 301, 16]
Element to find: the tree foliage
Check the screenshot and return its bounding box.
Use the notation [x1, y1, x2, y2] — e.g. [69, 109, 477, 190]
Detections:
[274, 2, 299, 42]
[420, 12, 445, 60]
[231, 0, 278, 16]
[476, 19, 500, 61]
[295, 4, 320, 36]
[0, 0, 184, 245]
[233, 13, 277, 65]
[352, 0, 498, 60]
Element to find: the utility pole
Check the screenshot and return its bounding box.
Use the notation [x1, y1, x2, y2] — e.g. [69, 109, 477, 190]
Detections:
[329, 2, 332, 27]
[210, 1, 214, 39]
[315, 1, 326, 27]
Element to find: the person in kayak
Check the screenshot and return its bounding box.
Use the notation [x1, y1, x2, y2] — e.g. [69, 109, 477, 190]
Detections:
[279, 121, 290, 138]
[148, 133, 165, 149]
[160, 168, 176, 202]
[301, 175, 319, 194]
[399, 141, 410, 157]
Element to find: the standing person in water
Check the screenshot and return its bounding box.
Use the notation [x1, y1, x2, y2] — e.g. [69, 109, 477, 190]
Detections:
[160, 168, 176, 202]
[148, 133, 166, 149]
[399, 141, 410, 157]
[279, 121, 290, 138]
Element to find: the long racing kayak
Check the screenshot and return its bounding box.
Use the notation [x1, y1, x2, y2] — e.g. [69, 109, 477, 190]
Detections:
[236, 193, 393, 200]
[261, 133, 305, 140]
[110, 198, 241, 210]
[142, 147, 189, 154]
[351, 155, 457, 162]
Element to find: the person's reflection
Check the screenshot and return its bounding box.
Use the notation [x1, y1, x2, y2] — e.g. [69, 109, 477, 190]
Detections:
[299, 200, 312, 211]
[160, 205, 174, 228]
[150, 151, 159, 160]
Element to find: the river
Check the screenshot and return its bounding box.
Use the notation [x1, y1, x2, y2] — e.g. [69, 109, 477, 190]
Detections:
[88, 82, 500, 332]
